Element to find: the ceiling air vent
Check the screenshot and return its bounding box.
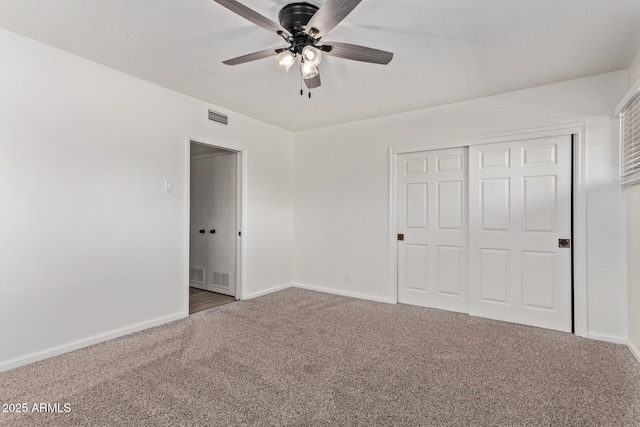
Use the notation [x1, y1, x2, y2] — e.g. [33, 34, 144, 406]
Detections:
[208, 109, 228, 125]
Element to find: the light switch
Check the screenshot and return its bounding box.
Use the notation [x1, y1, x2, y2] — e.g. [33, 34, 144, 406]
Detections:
[164, 180, 174, 193]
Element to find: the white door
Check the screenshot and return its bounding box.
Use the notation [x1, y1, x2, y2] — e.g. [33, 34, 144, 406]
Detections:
[468, 135, 572, 332]
[190, 159, 209, 289]
[398, 148, 468, 313]
[190, 152, 237, 296]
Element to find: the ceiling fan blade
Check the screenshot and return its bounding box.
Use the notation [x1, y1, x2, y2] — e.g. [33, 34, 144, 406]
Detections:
[306, 0, 363, 38]
[323, 42, 393, 65]
[211, 0, 290, 36]
[222, 47, 281, 65]
[304, 73, 321, 89]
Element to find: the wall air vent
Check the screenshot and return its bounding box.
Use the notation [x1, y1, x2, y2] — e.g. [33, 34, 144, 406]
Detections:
[212, 271, 231, 288]
[208, 109, 228, 125]
[189, 267, 205, 285]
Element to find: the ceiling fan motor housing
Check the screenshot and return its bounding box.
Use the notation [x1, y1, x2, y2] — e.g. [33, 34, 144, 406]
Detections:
[279, 3, 319, 35]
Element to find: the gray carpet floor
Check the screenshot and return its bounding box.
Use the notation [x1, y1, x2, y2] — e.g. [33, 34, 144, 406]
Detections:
[1, 287, 639, 426]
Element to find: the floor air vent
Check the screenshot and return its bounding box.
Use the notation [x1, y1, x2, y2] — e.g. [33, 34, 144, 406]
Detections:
[208, 109, 228, 125]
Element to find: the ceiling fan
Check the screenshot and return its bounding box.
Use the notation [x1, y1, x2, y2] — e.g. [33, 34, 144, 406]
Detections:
[211, 0, 393, 94]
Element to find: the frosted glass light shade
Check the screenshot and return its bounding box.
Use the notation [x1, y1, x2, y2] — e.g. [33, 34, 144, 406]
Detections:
[301, 45, 322, 66]
[300, 61, 319, 79]
[275, 51, 296, 73]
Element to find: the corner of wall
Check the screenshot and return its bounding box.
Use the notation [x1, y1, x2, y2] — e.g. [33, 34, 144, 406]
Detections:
[292, 283, 394, 304]
[244, 283, 293, 300]
[628, 339, 640, 365]
[627, 49, 640, 89]
[625, 48, 640, 365]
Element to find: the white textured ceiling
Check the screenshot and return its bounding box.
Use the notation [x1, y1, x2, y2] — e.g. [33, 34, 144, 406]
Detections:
[1, 0, 639, 131]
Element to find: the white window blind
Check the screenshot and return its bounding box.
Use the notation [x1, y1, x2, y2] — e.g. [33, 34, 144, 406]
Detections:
[621, 93, 640, 186]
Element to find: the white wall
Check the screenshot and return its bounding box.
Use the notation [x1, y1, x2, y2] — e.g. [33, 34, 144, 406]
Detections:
[625, 49, 640, 361]
[0, 29, 294, 370]
[293, 71, 629, 341]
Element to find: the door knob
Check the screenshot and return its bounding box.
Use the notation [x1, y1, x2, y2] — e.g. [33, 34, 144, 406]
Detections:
[199, 229, 205, 234]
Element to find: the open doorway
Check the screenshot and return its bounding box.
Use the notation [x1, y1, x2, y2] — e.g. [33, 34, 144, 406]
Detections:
[189, 141, 241, 314]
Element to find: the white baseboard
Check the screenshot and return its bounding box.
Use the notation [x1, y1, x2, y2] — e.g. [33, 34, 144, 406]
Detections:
[293, 283, 394, 304]
[587, 333, 628, 345]
[628, 339, 640, 365]
[0, 312, 186, 373]
[244, 283, 292, 300]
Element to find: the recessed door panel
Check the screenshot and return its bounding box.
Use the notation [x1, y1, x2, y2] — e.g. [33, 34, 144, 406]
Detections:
[437, 246, 463, 296]
[522, 251, 555, 310]
[480, 149, 510, 169]
[406, 244, 428, 291]
[481, 178, 510, 231]
[522, 144, 557, 165]
[438, 181, 462, 230]
[405, 158, 428, 175]
[406, 183, 428, 229]
[479, 248, 510, 304]
[523, 176, 556, 232]
[437, 154, 462, 172]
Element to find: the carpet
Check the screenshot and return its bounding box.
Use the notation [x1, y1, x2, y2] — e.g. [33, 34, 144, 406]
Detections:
[1, 288, 639, 426]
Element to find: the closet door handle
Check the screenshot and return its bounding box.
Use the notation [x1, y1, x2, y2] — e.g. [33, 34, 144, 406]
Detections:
[210, 229, 216, 234]
[199, 229, 205, 234]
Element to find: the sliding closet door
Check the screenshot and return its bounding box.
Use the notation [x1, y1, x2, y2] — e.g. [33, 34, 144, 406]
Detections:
[468, 136, 572, 332]
[398, 148, 468, 313]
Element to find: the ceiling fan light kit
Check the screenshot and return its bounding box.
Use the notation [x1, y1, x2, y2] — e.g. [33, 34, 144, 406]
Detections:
[301, 45, 322, 66]
[300, 60, 319, 79]
[275, 50, 296, 73]
[212, 0, 393, 93]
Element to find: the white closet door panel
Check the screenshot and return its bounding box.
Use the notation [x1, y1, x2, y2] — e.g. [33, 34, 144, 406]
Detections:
[469, 135, 572, 332]
[398, 148, 468, 313]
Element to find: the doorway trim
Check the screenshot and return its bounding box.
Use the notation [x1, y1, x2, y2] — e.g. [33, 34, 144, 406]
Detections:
[388, 123, 587, 337]
[185, 135, 248, 315]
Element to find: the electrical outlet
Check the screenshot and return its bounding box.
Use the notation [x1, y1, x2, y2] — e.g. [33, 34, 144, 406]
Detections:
[360, 276, 367, 286]
[344, 274, 350, 284]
